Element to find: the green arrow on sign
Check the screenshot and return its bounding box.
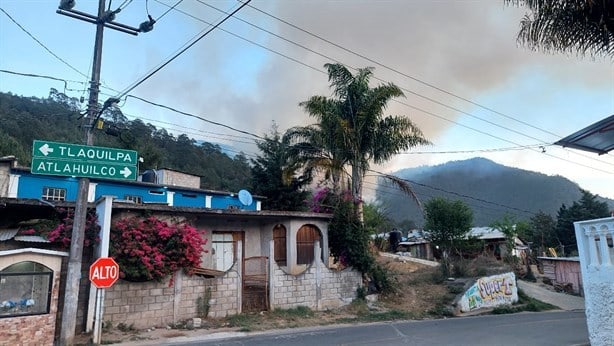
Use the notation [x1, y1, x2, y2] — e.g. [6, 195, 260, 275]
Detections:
[32, 140, 137, 164]
[31, 158, 138, 180]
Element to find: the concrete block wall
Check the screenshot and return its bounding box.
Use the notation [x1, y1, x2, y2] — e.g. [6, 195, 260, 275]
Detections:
[319, 267, 362, 308]
[178, 270, 240, 319]
[0, 270, 61, 346]
[102, 266, 241, 329]
[103, 279, 176, 329]
[270, 261, 361, 310]
[271, 267, 318, 308]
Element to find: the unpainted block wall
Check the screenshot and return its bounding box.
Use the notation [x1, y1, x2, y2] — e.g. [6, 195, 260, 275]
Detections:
[103, 266, 240, 329]
[271, 262, 361, 310]
[179, 270, 240, 319]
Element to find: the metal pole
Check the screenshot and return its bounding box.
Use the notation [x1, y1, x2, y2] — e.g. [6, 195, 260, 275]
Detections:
[59, 0, 105, 344]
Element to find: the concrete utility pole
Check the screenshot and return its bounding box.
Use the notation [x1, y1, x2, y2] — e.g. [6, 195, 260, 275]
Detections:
[58, 1, 105, 344]
[56, 0, 142, 343]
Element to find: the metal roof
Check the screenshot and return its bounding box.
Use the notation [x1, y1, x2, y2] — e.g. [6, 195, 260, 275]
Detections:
[554, 115, 614, 155]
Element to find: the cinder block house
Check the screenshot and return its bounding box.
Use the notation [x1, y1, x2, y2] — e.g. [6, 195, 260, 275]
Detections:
[0, 157, 361, 342]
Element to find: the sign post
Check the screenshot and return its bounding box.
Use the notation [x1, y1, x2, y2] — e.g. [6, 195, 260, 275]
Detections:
[90, 257, 119, 344]
[31, 140, 138, 181]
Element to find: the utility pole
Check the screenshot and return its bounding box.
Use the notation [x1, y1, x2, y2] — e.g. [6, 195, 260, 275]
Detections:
[58, 1, 104, 344]
[56, 0, 144, 344]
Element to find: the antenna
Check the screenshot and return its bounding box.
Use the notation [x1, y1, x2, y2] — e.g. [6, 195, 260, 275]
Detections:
[238, 189, 253, 207]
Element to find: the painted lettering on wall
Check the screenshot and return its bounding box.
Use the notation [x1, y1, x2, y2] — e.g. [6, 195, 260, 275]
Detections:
[458, 272, 518, 313]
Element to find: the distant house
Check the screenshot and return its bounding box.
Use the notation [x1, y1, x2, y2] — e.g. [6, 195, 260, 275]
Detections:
[468, 227, 527, 259]
[397, 229, 433, 260]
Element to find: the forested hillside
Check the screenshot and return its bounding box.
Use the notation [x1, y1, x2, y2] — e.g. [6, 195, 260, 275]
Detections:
[376, 157, 613, 227]
[0, 91, 252, 192]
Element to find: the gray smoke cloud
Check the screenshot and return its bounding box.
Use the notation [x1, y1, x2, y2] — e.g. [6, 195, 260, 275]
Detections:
[130, 0, 612, 159]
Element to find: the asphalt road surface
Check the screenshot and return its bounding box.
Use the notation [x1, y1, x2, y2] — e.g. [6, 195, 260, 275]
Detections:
[165, 311, 589, 346]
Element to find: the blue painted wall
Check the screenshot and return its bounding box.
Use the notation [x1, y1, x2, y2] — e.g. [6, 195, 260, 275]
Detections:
[95, 183, 167, 204]
[173, 192, 206, 208]
[18, 174, 79, 200]
[14, 171, 259, 210]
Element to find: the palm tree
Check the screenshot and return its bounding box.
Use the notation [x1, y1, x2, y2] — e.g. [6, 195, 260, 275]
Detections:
[293, 63, 430, 219]
[507, 0, 614, 58]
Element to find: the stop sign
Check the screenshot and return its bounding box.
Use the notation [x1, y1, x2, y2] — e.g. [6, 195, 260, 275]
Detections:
[89, 257, 119, 288]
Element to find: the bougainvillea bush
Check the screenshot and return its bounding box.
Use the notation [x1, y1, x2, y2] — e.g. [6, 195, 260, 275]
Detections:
[18, 208, 100, 249]
[110, 216, 206, 282]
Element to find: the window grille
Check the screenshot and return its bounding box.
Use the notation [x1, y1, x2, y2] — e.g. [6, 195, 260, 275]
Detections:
[124, 195, 142, 204]
[42, 187, 66, 201]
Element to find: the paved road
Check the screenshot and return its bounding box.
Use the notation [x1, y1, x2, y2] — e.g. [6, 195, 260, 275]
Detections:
[160, 311, 588, 346]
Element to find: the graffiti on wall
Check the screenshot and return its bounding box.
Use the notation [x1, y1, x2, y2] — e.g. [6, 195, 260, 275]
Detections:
[458, 272, 518, 312]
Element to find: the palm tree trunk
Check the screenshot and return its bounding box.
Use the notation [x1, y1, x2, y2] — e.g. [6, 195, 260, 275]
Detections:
[351, 163, 364, 224]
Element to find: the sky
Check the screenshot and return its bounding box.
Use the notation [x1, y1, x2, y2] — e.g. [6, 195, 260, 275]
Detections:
[1, 0, 613, 202]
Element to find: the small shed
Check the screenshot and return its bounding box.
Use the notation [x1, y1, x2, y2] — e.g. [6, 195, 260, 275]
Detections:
[538, 257, 583, 296]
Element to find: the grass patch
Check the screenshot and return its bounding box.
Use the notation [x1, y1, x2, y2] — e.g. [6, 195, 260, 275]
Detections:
[427, 303, 454, 317]
[492, 289, 558, 314]
[270, 306, 314, 319]
[225, 313, 260, 331]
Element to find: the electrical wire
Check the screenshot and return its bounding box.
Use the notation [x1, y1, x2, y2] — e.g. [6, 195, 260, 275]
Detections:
[164, 1, 614, 174]
[245, 3, 566, 141]
[0, 7, 88, 80]
[367, 169, 537, 215]
[156, 0, 182, 21]
[3, 67, 612, 177]
[115, 0, 251, 99]
[125, 94, 263, 139]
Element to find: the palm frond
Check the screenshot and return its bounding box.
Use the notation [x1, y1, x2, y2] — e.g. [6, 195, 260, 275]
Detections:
[380, 173, 424, 214]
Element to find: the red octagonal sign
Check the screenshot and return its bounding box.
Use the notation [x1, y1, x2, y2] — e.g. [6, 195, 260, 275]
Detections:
[90, 257, 119, 288]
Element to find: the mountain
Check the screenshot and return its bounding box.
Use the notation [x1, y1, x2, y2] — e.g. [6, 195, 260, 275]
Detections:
[376, 157, 614, 227]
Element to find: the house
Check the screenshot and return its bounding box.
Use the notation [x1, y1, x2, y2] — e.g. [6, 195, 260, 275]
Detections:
[537, 256, 583, 295]
[468, 227, 527, 259]
[397, 230, 433, 260]
[0, 157, 361, 343]
[2, 156, 261, 211]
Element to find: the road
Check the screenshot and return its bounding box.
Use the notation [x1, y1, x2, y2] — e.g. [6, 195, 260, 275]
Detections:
[162, 311, 588, 346]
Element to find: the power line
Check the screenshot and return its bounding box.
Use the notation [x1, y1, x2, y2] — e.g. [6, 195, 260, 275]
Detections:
[121, 111, 259, 145]
[152, 0, 325, 75]
[176, 2, 614, 172]
[368, 169, 537, 216]
[0, 7, 88, 79]
[115, 0, 251, 99]
[155, 0, 182, 21]
[245, 2, 566, 141]
[238, 3, 614, 169]
[397, 144, 548, 155]
[363, 180, 519, 219]
[125, 94, 263, 139]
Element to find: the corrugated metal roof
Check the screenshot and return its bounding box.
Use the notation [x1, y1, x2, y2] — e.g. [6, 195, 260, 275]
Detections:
[554, 115, 614, 155]
[467, 227, 506, 240]
[13, 235, 50, 243]
[0, 229, 19, 241]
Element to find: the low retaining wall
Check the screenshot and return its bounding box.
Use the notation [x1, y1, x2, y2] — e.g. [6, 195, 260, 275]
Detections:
[457, 272, 518, 313]
[269, 242, 362, 310]
[102, 265, 240, 329]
